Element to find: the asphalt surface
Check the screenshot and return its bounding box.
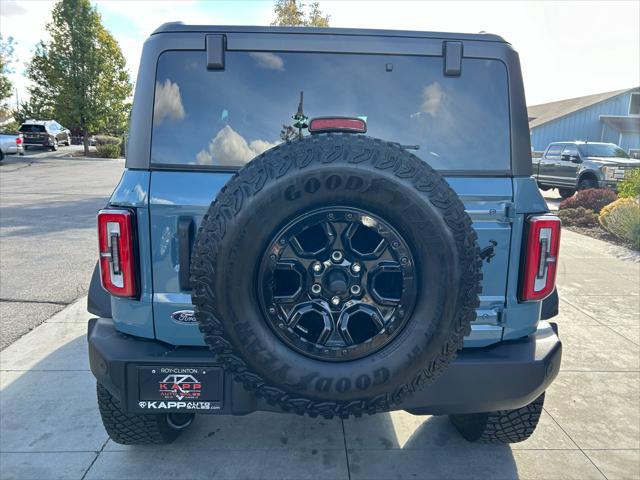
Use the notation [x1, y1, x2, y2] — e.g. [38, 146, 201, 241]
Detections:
[0, 146, 123, 349]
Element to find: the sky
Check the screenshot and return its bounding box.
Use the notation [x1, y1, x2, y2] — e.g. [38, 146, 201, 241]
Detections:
[0, 0, 638, 107]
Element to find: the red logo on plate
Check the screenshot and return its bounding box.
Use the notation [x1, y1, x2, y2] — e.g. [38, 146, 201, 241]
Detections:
[159, 374, 202, 400]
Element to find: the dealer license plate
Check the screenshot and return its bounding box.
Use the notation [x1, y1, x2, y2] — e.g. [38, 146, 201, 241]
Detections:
[137, 366, 223, 412]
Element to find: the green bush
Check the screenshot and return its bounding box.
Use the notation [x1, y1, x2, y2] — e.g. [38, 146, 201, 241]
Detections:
[557, 207, 599, 227]
[617, 168, 640, 199]
[94, 135, 121, 146]
[599, 198, 640, 249]
[96, 143, 121, 158]
[559, 188, 617, 213]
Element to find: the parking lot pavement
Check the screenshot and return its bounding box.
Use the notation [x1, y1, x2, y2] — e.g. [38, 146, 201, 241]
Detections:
[0, 230, 638, 479]
[0, 147, 123, 349]
[541, 188, 562, 211]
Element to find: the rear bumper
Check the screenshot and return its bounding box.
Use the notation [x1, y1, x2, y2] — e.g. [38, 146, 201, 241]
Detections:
[88, 318, 561, 416]
[1, 145, 23, 155]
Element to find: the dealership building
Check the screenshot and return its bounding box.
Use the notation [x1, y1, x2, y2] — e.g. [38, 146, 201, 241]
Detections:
[528, 87, 640, 156]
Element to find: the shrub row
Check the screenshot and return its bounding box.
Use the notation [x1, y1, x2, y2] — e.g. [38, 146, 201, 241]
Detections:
[599, 198, 640, 249]
[94, 135, 121, 146]
[96, 143, 121, 158]
[557, 207, 599, 227]
[618, 168, 640, 199]
[557, 183, 639, 249]
[559, 188, 617, 213]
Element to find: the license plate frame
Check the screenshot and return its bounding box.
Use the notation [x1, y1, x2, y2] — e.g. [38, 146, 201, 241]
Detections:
[136, 365, 223, 412]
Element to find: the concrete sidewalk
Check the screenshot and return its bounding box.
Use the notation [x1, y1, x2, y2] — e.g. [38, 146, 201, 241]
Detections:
[1, 230, 638, 480]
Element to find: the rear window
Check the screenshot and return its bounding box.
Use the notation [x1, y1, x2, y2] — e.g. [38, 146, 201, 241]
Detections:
[19, 124, 46, 133]
[151, 50, 511, 171]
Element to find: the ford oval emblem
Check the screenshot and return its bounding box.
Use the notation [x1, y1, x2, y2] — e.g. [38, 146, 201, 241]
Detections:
[171, 310, 197, 325]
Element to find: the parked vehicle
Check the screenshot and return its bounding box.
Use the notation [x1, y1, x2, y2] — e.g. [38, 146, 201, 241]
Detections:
[87, 24, 562, 446]
[19, 120, 71, 151]
[533, 141, 640, 198]
[0, 132, 24, 161]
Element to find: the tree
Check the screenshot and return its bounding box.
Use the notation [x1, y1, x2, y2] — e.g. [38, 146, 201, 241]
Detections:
[25, 0, 131, 154]
[271, 0, 330, 27]
[307, 2, 330, 27]
[0, 35, 15, 107]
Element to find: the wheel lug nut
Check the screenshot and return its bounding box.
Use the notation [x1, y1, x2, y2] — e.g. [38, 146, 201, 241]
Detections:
[331, 296, 340, 306]
[311, 284, 322, 295]
[350, 285, 361, 296]
[312, 262, 323, 273]
[351, 263, 361, 273]
[331, 250, 343, 263]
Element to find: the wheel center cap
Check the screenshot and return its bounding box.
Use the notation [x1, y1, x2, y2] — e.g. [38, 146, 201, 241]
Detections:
[325, 268, 349, 294]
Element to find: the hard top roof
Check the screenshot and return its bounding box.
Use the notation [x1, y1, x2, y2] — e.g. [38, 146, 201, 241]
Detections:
[21, 120, 53, 125]
[151, 23, 507, 43]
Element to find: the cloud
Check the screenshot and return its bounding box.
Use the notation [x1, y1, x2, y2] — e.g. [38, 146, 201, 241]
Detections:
[0, 0, 27, 17]
[196, 125, 277, 166]
[249, 52, 285, 71]
[153, 79, 185, 125]
[420, 82, 446, 117]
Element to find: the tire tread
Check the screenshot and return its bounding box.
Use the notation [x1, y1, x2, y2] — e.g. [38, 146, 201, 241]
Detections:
[191, 134, 482, 419]
[96, 383, 178, 445]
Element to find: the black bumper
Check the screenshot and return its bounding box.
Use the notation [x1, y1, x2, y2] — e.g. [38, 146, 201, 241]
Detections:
[88, 318, 561, 416]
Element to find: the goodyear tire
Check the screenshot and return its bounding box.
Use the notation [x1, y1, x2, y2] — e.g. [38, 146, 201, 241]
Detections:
[449, 393, 545, 443]
[191, 134, 482, 418]
[96, 383, 194, 445]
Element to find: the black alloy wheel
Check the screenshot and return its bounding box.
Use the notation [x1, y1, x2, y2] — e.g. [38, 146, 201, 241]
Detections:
[258, 206, 417, 362]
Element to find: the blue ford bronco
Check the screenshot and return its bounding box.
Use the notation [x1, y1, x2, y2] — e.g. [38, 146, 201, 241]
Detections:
[87, 24, 562, 445]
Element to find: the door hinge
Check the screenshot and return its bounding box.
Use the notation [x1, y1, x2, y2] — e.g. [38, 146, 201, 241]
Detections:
[504, 202, 517, 222]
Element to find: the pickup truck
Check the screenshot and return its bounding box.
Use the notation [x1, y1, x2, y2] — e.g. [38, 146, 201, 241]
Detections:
[533, 141, 640, 198]
[0, 133, 24, 161]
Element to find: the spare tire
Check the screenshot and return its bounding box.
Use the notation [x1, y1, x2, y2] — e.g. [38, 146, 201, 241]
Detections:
[191, 134, 481, 418]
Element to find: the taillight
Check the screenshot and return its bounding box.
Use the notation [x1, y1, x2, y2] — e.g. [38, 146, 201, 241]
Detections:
[520, 215, 561, 301]
[97, 209, 137, 298]
[15, 136, 22, 145]
[308, 117, 367, 134]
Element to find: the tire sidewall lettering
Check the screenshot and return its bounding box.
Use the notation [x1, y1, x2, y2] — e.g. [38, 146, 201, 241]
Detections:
[284, 174, 365, 201]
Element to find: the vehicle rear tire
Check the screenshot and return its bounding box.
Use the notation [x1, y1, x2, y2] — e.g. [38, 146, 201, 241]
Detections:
[191, 134, 482, 419]
[449, 393, 545, 443]
[558, 188, 575, 198]
[50, 139, 58, 151]
[96, 383, 193, 445]
[577, 177, 598, 190]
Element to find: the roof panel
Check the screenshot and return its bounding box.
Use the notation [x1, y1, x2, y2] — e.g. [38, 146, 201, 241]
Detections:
[151, 23, 507, 43]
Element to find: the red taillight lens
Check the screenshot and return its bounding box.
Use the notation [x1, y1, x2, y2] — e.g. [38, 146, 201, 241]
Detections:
[16, 136, 22, 145]
[97, 209, 137, 298]
[308, 117, 367, 134]
[520, 215, 561, 301]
